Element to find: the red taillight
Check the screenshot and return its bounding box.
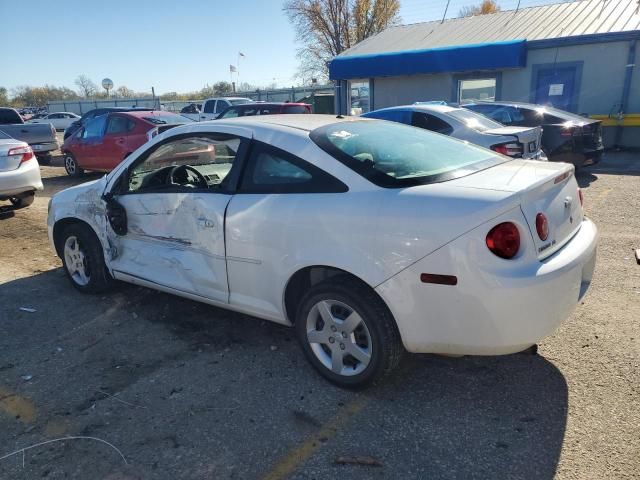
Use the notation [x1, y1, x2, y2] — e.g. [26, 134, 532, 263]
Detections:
[535, 213, 549, 241]
[486, 222, 520, 259]
[8, 146, 34, 164]
[578, 188, 584, 208]
[491, 142, 523, 157]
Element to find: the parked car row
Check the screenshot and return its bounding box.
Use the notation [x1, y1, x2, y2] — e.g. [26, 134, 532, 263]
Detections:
[0, 107, 59, 165]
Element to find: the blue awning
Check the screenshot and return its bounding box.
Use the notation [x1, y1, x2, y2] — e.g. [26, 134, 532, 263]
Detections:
[329, 40, 527, 80]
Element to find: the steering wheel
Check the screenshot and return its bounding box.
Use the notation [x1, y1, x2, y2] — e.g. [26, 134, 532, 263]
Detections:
[167, 165, 208, 189]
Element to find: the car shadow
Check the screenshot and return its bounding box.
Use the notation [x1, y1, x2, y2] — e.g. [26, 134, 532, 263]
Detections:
[0, 269, 568, 479]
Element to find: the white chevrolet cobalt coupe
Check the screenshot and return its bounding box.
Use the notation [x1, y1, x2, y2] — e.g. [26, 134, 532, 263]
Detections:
[48, 115, 597, 387]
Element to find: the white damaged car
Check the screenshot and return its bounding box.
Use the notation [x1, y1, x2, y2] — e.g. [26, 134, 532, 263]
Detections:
[47, 115, 597, 387]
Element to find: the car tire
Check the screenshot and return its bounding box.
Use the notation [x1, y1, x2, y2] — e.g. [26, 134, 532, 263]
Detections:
[36, 154, 51, 166]
[64, 153, 84, 177]
[9, 193, 35, 209]
[58, 223, 115, 293]
[295, 275, 404, 388]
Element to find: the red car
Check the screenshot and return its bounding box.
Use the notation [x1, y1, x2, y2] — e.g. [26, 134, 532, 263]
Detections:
[61, 110, 191, 176]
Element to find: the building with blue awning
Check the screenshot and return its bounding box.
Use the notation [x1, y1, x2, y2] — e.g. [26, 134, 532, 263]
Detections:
[329, 0, 640, 147]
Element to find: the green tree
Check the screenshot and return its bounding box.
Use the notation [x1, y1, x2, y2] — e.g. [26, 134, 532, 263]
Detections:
[459, 0, 500, 17]
[0, 87, 9, 105]
[115, 86, 135, 98]
[284, 0, 401, 80]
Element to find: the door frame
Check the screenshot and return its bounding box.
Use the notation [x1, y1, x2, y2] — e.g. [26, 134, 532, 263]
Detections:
[530, 61, 583, 113]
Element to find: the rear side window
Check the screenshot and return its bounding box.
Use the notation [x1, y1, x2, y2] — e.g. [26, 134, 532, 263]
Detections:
[106, 116, 136, 134]
[239, 142, 347, 194]
[411, 112, 453, 134]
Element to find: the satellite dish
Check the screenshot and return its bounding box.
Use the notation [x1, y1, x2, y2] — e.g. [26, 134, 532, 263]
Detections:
[102, 78, 114, 92]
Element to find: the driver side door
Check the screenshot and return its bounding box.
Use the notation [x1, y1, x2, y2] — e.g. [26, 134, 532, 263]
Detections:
[107, 133, 248, 303]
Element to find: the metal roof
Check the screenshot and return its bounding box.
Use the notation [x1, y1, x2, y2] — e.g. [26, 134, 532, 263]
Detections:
[338, 0, 640, 57]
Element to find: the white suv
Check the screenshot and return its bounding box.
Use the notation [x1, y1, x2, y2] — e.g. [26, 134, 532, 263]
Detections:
[182, 97, 254, 121]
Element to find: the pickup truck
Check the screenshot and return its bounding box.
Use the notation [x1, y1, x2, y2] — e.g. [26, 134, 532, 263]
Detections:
[0, 107, 59, 165]
[181, 97, 253, 121]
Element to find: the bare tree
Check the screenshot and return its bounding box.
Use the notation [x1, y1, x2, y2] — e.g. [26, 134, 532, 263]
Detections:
[284, 0, 400, 80]
[74, 75, 98, 98]
[459, 0, 500, 17]
[115, 86, 135, 98]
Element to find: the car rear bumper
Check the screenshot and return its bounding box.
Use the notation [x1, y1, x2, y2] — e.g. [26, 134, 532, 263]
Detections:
[32, 141, 59, 154]
[0, 158, 44, 198]
[376, 218, 598, 355]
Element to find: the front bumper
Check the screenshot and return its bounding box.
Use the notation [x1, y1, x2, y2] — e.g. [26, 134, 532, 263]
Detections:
[376, 217, 598, 355]
[0, 158, 44, 198]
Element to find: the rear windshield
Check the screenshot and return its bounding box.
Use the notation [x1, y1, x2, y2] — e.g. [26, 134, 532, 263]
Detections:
[310, 120, 506, 187]
[143, 114, 192, 125]
[447, 109, 503, 131]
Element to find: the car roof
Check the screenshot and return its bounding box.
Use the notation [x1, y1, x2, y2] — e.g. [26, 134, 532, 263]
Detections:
[115, 110, 175, 119]
[367, 104, 459, 115]
[231, 102, 308, 108]
[205, 97, 253, 101]
[206, 114, 362, 132]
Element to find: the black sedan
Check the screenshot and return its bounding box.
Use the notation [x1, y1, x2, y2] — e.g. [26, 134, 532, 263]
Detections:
[463, 101, 604, 167]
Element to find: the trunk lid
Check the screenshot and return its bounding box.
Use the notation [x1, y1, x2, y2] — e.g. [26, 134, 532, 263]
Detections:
[0, 140, 29, 171]
[448, 160, 583, 259]
[483, 126, 542, 159]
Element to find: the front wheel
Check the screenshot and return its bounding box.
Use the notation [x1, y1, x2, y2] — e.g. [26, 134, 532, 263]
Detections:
[64, 153, 84, 177]
[59, 223, 115, 293]
[295, 276, 404, 388]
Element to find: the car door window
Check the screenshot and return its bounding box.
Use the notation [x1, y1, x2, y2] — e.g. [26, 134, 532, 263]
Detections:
[411, 112, 453, 134]
[106, 116, 135, 134]
[214, 100, 229, 114]
[239, 142, 347, 194]
[126, 134, 245, 193]
[203, 101, 216, 114]
[82, 115, 107, 139]
[366, 109, 411, 124]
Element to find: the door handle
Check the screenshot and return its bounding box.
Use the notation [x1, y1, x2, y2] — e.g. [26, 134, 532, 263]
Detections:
[198, 218, 215, 229]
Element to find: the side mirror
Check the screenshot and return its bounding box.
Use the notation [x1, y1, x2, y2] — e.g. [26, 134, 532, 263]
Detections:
[103, 192, 128, 235]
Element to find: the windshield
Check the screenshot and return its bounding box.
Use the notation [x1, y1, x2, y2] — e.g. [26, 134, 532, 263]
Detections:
[143, 113, 193, 125]
[310, 120, 506, 187]
[230, 99, 254, 105]
[447, 108, 503, 131]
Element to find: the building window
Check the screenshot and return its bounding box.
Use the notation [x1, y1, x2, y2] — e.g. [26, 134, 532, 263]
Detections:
[348, 80, 370, 115]
[458, 78, 497, 103]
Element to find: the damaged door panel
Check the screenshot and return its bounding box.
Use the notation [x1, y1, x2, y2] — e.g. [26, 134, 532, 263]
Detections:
[109, 192, 232, 303]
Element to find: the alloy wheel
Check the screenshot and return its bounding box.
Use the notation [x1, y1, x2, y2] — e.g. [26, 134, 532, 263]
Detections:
[305, 299, 372, 376]
[63, 235, 91, 286]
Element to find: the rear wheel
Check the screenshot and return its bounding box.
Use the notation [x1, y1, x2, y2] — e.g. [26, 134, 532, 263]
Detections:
[59, 223, 115, 293]
[64, 153, 84, 177]
[295, 276, 404, 388]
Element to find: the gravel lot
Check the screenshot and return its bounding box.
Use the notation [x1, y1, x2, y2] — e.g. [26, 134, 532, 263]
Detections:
[0, 151, 638, 479]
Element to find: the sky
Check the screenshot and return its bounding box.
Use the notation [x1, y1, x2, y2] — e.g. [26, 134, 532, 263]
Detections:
[0, 0, 569, 95]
